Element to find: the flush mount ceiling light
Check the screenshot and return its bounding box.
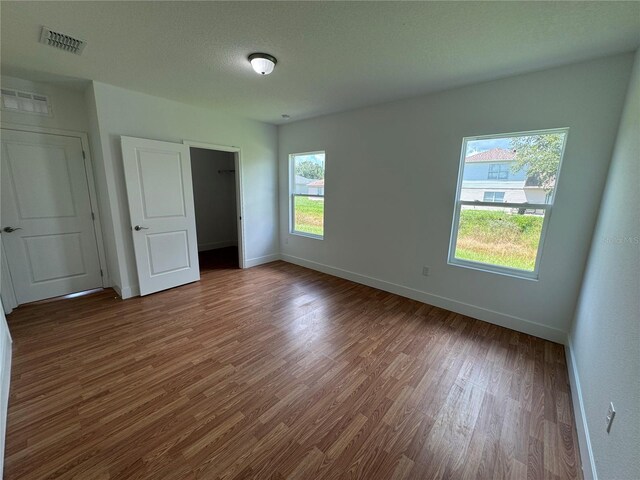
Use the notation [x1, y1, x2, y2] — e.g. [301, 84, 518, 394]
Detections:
[249, 53, 277, 75]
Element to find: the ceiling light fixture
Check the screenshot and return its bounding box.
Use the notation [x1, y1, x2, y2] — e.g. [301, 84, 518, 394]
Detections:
[249, 53, 277, 75]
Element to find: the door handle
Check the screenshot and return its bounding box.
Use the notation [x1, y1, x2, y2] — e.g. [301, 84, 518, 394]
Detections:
[2, 226, 22, 233]
[134, 225, 149, 231]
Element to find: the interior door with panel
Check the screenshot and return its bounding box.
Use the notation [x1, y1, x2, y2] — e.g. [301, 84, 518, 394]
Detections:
[0, 129, 103, 304]
[121, 136, 200, 296]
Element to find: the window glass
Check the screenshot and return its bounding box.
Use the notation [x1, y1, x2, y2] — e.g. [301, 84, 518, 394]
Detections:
[483, 191, 505, 202]
[450, 130, 568, 276]
[291, 152, 325, 238]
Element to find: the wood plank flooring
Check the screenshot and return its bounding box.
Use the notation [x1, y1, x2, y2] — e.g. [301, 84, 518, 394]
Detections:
[4, 260, 582, 479]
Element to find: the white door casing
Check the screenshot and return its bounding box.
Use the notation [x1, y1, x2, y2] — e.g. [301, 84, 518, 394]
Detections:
[1, 130, 103, 304]
[121, 136, 200, 296]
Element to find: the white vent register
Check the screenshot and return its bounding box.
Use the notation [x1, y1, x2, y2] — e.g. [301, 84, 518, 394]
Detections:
[39, 26, 86, 55]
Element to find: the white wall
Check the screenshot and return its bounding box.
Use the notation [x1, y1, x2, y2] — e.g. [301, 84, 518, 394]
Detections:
[87, 82, 278, 297]
[1, 75, 88, 131]
[190, 148, 238, 251]
[84, 84, 118, 289]
[568, 49, 640, 480]
[278, 53, 634, 342]
[0, 298, 12, 479]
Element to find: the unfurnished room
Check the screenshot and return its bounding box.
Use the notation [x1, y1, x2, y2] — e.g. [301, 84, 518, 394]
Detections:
[0, 2, 638, 479]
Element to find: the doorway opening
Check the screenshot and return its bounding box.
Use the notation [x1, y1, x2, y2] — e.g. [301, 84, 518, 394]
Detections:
[189, 146, 243, 273]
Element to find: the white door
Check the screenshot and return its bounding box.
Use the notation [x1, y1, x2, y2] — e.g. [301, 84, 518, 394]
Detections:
[0, 130, 103, 304]
[121, 136, 200, 296]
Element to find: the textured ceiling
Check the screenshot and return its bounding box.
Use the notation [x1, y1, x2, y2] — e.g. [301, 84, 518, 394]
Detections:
[1, 1, 639, 124]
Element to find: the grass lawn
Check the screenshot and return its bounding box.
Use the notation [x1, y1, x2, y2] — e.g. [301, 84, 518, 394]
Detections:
[455, 209, 544, 271]
[294, 196, 324, 236]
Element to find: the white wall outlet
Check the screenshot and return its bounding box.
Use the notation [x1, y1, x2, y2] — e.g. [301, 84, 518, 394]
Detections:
[422, 266, 430, 276]
[284, 237, 289, 245]
[606, 402, 616, 433]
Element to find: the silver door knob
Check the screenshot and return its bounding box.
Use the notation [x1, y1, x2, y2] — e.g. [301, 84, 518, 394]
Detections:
[134, 225, 149, 231]
[2, 226, 22, 233]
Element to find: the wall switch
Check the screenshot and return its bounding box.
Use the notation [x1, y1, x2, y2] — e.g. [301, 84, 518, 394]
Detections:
[422, 266, 430, 277]
[606, 402, 616, 433]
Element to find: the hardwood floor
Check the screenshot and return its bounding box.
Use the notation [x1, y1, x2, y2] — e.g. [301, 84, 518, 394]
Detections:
[4, 261, 582, 479]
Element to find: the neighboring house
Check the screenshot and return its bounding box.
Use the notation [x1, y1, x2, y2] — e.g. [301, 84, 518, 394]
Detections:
[307, 179, 324, 196]
[460, 147, 550, 205]
[294, 174, 312, 194]
[295, 175, 324, 196]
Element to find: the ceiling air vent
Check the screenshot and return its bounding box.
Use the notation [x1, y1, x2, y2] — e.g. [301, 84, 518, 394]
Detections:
[39, 26, 86, 55]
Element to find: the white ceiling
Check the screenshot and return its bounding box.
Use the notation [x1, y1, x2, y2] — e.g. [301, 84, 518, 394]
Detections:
[1, 1, 639, 125]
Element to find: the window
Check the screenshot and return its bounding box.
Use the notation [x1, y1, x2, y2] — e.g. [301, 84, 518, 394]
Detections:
[488, 164, 509, 180]
[290, 151, 325, 238]
[1, 89, 51, 116]
[483, 191, 505, 203]
[449, 129, 568, 278]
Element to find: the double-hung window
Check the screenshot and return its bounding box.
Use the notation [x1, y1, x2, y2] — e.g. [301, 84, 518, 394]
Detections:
[449, 129, 568, 278]
[488, 164, 509, 180]
[290, 151, 326, 239]
[483, 191, 505, 203]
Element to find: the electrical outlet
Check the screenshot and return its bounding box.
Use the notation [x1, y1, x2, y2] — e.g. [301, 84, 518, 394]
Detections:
[606, 402, 616, 433]
[422, 266, 430, 277]
[284, 237, 289, 245]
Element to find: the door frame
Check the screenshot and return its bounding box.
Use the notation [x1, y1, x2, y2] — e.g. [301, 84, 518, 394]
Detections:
[0, 122, 110, 312]
[182, 140, 246, 269]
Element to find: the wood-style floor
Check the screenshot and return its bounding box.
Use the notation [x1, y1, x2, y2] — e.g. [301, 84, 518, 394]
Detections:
[4, 259, 582, 479]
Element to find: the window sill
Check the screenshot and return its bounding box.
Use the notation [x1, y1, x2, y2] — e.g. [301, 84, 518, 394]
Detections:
[448, 258, 539, 281]
[290, 231, 324, 241]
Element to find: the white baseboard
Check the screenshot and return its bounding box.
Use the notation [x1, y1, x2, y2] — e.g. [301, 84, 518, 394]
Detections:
[565, 339, 597, 480]
[244, 253, 281, 268]
[198, 240, 238, 252]
[111, 283, 124, 300]
[280, 254, 567, 344]
[111, 283, 123, 298]
[112, 283, 139, 300]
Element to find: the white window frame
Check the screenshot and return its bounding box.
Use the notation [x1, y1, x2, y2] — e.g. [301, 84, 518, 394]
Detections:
[448, 128, 569, 280]
[289, 151, 326, 240]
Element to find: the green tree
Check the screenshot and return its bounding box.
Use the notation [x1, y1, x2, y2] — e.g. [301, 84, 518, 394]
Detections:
[510, 133, 565, 192]
[295, 160, 324, 180]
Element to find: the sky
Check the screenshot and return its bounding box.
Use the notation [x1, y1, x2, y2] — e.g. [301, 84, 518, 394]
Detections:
[466, 137, 511, 156]
[295, 153, 325, 165]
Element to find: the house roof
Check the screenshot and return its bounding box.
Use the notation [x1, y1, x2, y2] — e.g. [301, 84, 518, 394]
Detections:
[465, 148, 516, 163]
[307, 179, 325, 187]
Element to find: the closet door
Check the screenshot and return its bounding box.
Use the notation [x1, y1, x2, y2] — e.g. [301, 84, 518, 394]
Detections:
[121, 136, 200, 296]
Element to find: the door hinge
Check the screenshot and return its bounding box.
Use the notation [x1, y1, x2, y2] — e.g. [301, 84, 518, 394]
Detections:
[82, 150, 86, 159]
[91, 212, 95, 220]
[100, 269, 103, 277]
